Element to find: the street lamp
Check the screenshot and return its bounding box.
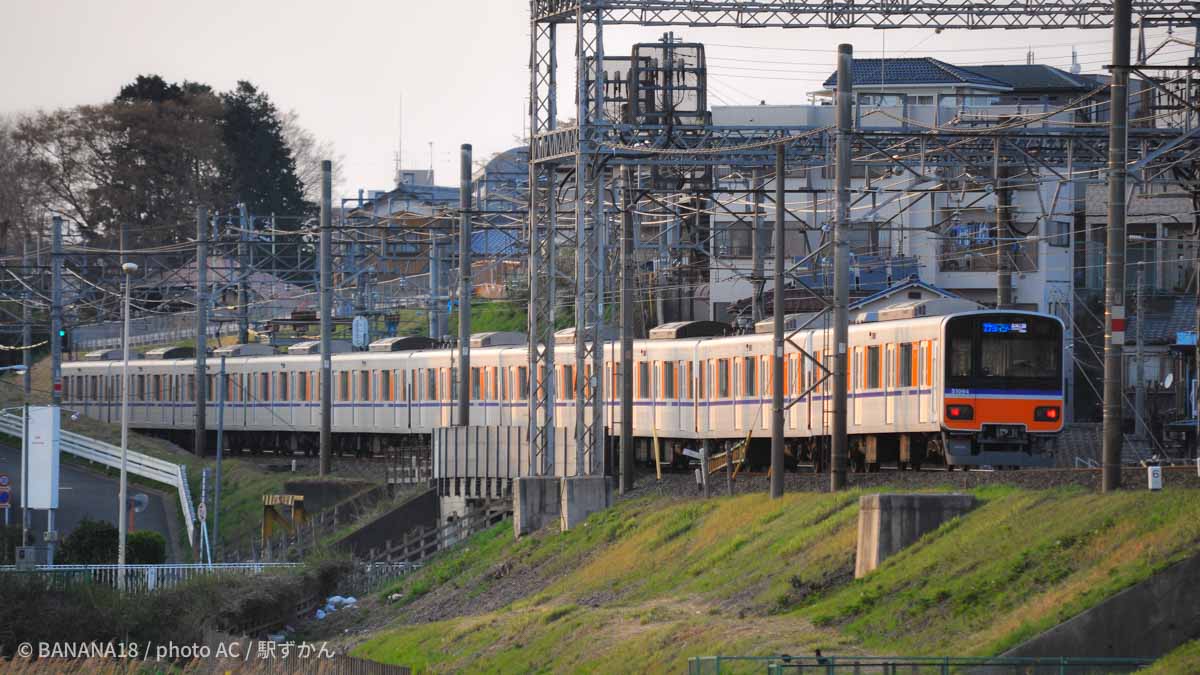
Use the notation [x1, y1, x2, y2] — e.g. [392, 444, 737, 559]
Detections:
[118, 261, 137, 588]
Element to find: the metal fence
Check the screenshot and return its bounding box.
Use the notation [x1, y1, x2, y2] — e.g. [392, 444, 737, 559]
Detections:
[688, 656, 1154, 675]
[0, 562, 302, 593]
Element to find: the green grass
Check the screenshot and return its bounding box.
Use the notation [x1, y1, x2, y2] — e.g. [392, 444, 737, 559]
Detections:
[353, 486, 1200, 672]
[1144, 639, 1200, 674]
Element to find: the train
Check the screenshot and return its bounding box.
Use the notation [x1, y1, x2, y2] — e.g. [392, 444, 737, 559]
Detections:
[61, 309, 1065, 471]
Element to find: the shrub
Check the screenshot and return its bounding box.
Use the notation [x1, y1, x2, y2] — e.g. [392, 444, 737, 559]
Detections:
[58, 518, 118, 564]
[127, 530, 167, 564]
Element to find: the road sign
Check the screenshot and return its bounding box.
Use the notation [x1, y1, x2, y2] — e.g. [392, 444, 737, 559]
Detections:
[0, 473, 9, 487]
[0, 487, 10, 508]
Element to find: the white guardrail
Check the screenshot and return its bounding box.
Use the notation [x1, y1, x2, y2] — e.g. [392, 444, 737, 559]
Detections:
[0, 563, 300, 593]
[0, 412, 197, 548]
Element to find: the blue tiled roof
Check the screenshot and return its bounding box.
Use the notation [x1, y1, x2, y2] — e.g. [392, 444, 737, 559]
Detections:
[823, 58, 1011, 90]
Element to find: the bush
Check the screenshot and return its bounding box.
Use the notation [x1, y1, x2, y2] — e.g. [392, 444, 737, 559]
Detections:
[58, 518, 118, 564]
[127, 530, 167, 564]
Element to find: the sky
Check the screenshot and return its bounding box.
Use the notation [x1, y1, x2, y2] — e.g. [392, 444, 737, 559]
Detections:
[1, 1, 1181, 202]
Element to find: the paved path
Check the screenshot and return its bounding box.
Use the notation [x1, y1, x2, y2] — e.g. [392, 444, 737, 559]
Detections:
[0, 442, 178, 561]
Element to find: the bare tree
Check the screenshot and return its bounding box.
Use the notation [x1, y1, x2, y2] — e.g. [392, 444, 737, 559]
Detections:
[0, 116, 48, 252]
[281, 109, 343, 204]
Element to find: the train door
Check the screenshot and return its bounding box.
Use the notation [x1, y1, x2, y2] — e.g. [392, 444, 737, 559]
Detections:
[852, 348, 862, 426]
[759, 355, 770, 432]
[918, 341, 930, 424]
[885, 344, 895, 426]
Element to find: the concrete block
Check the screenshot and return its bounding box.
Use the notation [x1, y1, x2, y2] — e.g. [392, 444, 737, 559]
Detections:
[513, 476, 560, 537]
[855, 493, 976, 578]
[560, 475, 613, 531]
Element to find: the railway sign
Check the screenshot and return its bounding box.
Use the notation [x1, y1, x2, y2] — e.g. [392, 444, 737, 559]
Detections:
[352, 316, 369, 348]
[1148, 466, 1163, 491]
[0, 487, 10, 508]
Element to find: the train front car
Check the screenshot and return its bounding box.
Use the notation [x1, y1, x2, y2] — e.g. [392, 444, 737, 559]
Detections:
[941, 311, 1065, 467]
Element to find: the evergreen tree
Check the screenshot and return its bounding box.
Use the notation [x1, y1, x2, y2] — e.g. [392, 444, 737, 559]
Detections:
[221, 81, 311, 222]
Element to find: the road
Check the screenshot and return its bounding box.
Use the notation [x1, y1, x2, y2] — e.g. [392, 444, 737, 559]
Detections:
[0, 442, 178, 561]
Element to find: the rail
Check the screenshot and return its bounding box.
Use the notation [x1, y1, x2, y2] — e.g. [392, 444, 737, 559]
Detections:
[689, 654, 1154, 674]
[0, 411, 197, 548]
[0, 562, 300, 593]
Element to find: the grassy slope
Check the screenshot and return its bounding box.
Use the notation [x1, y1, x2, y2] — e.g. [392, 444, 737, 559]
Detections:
[1145, 640, 1200, 674]
[353, 486, 1200, 672]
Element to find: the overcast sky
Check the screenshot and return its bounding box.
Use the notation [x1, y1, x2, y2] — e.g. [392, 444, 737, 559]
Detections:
[2, 1, 1176, 201]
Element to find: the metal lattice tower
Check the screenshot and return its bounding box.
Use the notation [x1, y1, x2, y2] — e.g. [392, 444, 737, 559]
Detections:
[525, 0, 1200, 480]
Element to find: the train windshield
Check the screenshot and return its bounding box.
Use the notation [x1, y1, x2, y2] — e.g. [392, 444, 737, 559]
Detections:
[945, 314, 1062, 392]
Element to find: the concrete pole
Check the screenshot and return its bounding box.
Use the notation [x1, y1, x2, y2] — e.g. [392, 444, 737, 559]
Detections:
[831, 44, 853, 491]
[771, 143, 786, 499]
[1135, 267, 1146, 440]
[620, 165, 635, 495]
[995, 139, 1014, 309]
[237, 204, 250, 345]
[429, 238, 442, 340]
[214, 355, 226, 557]
[457, 144, 473, 427]
[195, 207, 208, 457]
[21, 240, 31, 545]
[319, 160, 333, 476]
[751, 168, 766, 325]
[50, 216, 62, 406]
[1102, 0, 1131, 492]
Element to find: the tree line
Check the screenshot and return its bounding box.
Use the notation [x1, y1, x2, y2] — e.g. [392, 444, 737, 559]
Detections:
[0, 74, 342, 252]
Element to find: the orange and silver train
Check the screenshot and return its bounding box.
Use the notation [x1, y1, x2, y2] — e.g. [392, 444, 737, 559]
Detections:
[61, 309, 1064, 470]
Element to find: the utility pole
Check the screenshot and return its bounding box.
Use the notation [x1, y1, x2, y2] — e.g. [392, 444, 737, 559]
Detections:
[995, 140, 1014, 309]
[1102, 0, 1131, 492]
[832, 44, 853, 492]
[770, 144, 786, 499]
[319, 160, 333, 476]
[751, 168, 766, 326]
[620, 165, 635, 494]
[214, 355, 226, 558]
[429, 237, 443, 340]
[457, 143, 473, 427]
[1135, 266, 1146, 440]
[50, 216, 62, 406]
[194, 207, 208, 457]
[21, 240, 31, 546]
[237, 204, 250, 345]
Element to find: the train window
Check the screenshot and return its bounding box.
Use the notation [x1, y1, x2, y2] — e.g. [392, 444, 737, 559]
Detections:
[683, 362, 692, 400]
[471, 367, 481, 399]
[427, 369, 438, 402]
[338, 372, 350, 401]
[278, 373, 289, 401]
[743, 357, 756, 397]
[638, 362, 650, 399]
[358, 370, 369, 401]
[490, 367, 499, 400]
[563, 365, 575, 397]
[259, 373, 270, 402]
[381, 371, 392, 402]
[900, 343, 914, 387]
[518, 366, 529, 399]
[298, 372, 309, 401]
[186, 375, 195, 402]
[584, 364, 592, 399]
[717, 360, 730, 398]
[866, 346, 881, 389]
[699, 361, 707, 399]
[663, 361, 676, 399]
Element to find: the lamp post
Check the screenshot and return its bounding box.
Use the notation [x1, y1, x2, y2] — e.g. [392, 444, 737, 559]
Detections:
[118, 261, 137, 588]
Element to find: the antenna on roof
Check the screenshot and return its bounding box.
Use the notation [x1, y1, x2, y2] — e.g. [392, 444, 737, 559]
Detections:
[1070, 48, 1081, 74]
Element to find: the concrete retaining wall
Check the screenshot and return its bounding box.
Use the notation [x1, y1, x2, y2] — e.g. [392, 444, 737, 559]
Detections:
[1005, 552, 1200, 658]
[855, 493, 976, 578]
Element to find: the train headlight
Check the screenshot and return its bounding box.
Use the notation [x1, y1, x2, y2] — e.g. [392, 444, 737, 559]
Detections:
[1034, 406, 1061, 422]
[946, 404, 974, 421]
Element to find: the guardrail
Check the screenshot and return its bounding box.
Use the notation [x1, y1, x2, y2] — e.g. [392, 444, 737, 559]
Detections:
[0, 411, 197, 548]
[0, 562, 300, 593]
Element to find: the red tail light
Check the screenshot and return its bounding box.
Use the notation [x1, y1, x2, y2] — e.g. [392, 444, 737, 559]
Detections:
[946, 404, 974, 420]
[1035, 406, 1061, 422]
